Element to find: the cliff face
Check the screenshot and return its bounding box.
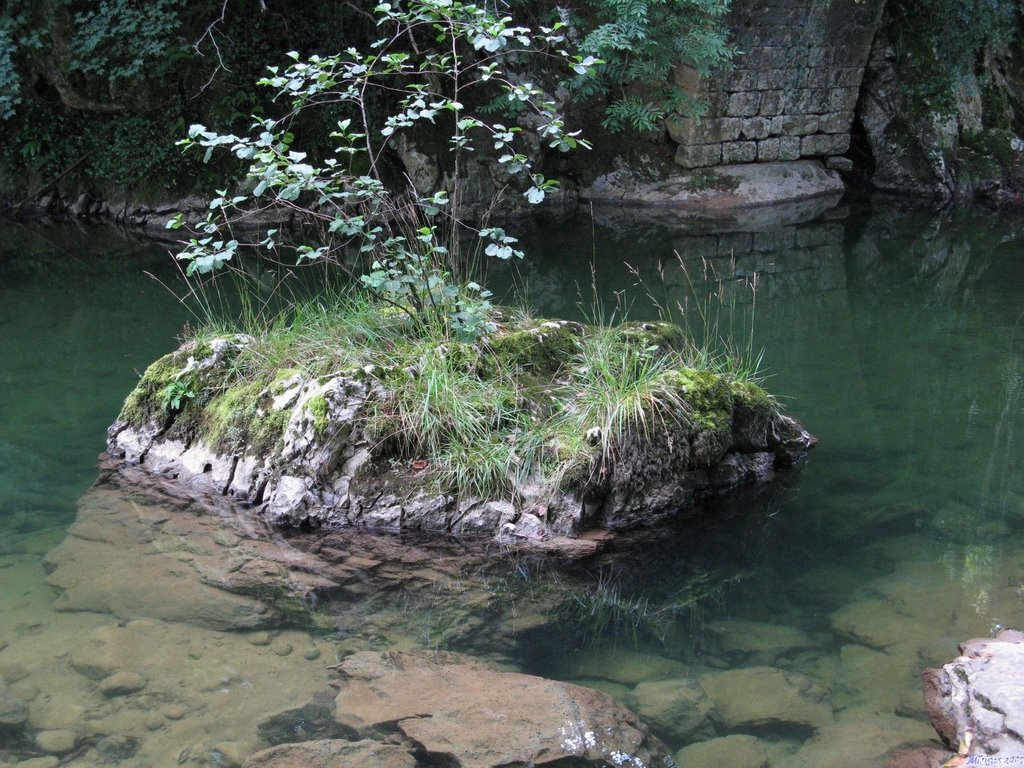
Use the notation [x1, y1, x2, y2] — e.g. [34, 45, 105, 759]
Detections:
[856, 7, 1024, 203]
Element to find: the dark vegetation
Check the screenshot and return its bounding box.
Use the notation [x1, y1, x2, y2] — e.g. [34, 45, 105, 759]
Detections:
[0, 0, 734, 204]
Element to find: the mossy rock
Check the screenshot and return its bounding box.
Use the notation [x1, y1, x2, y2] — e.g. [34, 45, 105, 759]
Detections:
[198, 378, 291, 456]
[614, 322, 687, 355]
[661, 367, 735, 435]
[956, 145, 1002, 182]
[118, 349, 197, 426]
[486, 320, 582, 375]
[118, 337, 258, 445]
[963, 129, 1020, 171]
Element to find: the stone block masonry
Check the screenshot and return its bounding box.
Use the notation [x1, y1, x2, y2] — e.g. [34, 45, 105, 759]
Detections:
[672, 0, 886, 169]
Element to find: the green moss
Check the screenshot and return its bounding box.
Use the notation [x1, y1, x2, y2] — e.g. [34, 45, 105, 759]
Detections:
[981, 80, 1014, 132]
[957, 145, 1001, 181]
[883, 117, 939, 180]
[118, 351, 193, 424]
[731, 379, 774, 412]
[963, 129, 1019, 171]
[661, 367, 734, 433]
[487, 321, 580, 375]
[680, 168, 741, 193]
[192, 340, 214, 361]
[197, 378, 291, 455]
[615, 322, 687, 355]
[306, 394, 329, 437]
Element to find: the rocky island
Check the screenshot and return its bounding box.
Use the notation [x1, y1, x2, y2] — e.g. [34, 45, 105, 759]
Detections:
[106, 316, 814, 551]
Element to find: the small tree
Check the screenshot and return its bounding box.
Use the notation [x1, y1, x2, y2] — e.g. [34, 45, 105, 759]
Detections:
[170, 0, 598, 340]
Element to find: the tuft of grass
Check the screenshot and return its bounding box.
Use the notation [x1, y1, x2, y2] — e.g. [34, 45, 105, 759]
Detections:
[553, 329, 690, 476]
[626, 252, 769, 386]
[370, 343, 532, 499]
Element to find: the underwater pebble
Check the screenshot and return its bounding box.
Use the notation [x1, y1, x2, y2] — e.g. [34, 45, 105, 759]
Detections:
[99, 671, 147, 696]
[248, 632, 272, 647]
[0, 687, 28, 728]
[302, 646, 321, 661]
[9, 682, 38, 702]
[96, 734, 135, 760]
[17, 758, 59, 768]
[145, 713, 164, 731]
[35, 729, 77, 754]
[210, 741, 249, 767]
[163, 704, 187, 721]
[270, 640, 293, 657]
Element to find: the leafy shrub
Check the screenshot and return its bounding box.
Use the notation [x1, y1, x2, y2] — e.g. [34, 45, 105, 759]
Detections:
[172, 0, 596, 340]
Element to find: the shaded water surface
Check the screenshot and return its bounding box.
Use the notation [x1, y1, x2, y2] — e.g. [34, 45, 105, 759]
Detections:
[1, 203, 1023, 766]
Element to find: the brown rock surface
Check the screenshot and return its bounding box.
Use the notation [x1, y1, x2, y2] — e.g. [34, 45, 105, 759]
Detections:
[333, 651, 673, 768]
[242, 739, 419, 768]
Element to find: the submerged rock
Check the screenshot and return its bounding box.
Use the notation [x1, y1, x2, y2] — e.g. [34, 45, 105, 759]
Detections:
[674, 734, 768, 768]
[922, 630, 1024, 758]
[105, 329, 814, 549]
[0, 684, 28, 730]
[629, 678, 715, 743]
[787, 715, 938, 768]
[331, 650, 674, 768]
[242, 739, 419, 768]
[98, 671, 147, 696]
[698, 666, 834, 733]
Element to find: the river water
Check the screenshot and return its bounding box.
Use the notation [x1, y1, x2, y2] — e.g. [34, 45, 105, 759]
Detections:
[1, 201, 1022, 766]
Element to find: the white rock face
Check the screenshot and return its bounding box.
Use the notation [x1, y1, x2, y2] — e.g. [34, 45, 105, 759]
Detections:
[924, 631, 1024, 758]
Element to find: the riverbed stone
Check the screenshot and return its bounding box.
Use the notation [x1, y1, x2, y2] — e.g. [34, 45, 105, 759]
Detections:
[16, 758, 60, 768]
[707, 619, 817, 660]
[835, 643, 917, 714]
[333, 651, 673, 768]
[0, 685, 28, 729]
[163, 704, 188, 720]
[95, 734, 138, 760]
[99, 671, 147, 696]
[561, 647, 689, 685]
[673, 735, 768, 768]
[44, 487, 276, 630]
[242, 739, 419, 768]
[787, 715, 937, 768]
[270, 640, 293, 657]
[629, 678, 715, 742]
[34, 729, 77, 754]
[698, 666, 834, 732]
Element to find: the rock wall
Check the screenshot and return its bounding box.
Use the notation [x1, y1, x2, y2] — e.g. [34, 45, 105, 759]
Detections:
[668, 0, 886, 170]
[858, 15, 1024, 202]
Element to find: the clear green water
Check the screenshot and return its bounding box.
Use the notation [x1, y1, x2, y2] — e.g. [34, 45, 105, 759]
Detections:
[1, 204, 1023, 766]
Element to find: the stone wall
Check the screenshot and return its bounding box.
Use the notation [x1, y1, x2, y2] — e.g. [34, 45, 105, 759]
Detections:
[668, 0, 886, 170]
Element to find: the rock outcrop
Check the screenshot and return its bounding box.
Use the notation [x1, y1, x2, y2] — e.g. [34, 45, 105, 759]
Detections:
[857, 14, 1024, 202]
[106, 325, 814, 546]
[922, 630, 1024, 758]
